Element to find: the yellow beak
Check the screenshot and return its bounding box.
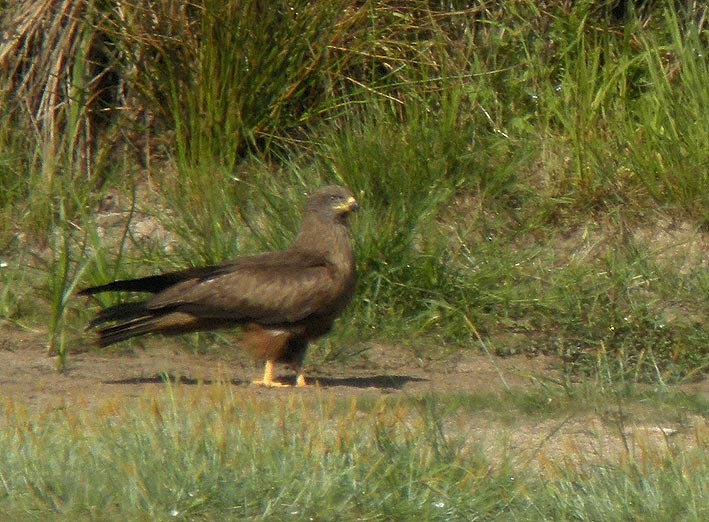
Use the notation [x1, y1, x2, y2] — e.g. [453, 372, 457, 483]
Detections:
[333, 196, 359, 214]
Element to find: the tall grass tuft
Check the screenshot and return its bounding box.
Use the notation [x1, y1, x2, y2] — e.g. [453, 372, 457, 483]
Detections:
[621, 6, 709, 222]
[0, 389, 705, 521]
[105, 0, 462, 168]
[0, 1, 706, 380]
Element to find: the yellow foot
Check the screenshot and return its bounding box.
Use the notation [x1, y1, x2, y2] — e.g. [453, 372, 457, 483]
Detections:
[251, 379, 291, 388]
[252, 361, 308, 388]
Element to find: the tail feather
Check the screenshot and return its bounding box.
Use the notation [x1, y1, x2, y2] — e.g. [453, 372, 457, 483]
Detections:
[85, 300, 160, 347]
[78, 265, 227, 296]
[79, 275, 184, 295]
[80, 263, 238, 347]
[87, 301, 150, 329]
[95, 315, 160, 347]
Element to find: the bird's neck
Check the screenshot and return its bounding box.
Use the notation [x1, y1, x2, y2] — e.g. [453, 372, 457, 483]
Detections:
[292, 215, 353, 267]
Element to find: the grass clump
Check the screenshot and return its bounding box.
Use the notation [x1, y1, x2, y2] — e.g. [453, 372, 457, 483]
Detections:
[0, 1, 707, 382]
[0, 387, 706, 521]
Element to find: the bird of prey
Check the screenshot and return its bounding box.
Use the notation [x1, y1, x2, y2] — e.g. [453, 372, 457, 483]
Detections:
[79, 185, 358, 387]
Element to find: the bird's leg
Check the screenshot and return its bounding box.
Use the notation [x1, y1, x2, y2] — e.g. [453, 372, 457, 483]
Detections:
[290, 338, 309, 387]
[295, 368, 307, 387]
[252, 360, 290, 388]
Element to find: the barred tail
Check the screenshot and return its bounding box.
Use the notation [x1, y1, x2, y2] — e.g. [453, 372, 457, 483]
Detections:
[94, 315, 161, 347]
[86, 301, 158, 347]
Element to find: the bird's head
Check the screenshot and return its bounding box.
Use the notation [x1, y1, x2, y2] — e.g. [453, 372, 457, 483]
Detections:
[306, 185, 359, 222]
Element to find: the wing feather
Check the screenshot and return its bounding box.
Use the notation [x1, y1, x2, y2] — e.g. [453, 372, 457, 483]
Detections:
[147, 252, 341, 324]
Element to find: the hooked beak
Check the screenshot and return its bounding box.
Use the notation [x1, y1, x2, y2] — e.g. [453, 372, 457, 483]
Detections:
[333, 196, 359, 214]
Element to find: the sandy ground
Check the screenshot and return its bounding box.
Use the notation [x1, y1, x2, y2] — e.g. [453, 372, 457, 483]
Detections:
[1, 323, 560, 404]
[1, 323, 706, 466]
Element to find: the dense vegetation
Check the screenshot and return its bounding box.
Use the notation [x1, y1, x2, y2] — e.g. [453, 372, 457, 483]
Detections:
[0, 385, 706, 521]
[1, 0, 707, 379]
[0, 2, 707, 520]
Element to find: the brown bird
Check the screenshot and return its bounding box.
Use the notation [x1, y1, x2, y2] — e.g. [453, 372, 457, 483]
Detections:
[79, 185, 358, 387]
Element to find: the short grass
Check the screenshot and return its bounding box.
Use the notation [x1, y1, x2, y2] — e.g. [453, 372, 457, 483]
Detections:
[2, 2, 706, 381]
[0, 385, 706, 521]
[0, 4, 707, 370]
[1, 3, 706, 519]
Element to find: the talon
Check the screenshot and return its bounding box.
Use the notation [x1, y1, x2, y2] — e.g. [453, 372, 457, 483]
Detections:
[253, 360, 291, 388]
[252, 379, 291, 388]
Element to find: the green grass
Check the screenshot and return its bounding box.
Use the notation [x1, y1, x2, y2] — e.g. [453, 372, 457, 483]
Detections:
[0, 3, 706, 518]
[1, 1, 707, 380]
[0, 386, 706, 521]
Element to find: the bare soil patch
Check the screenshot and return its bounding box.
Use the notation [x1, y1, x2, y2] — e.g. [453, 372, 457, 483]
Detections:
[0, 323, 558, 405]
[1, 323, 706, 467]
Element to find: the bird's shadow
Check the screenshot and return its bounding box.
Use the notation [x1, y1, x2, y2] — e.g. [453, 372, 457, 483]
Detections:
[104, 373, 427, 390]
[106, 373, 207, 386]
[309, 374, 428, 390]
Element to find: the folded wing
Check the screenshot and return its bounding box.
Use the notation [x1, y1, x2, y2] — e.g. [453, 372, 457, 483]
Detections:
[146, 253, 340, 325]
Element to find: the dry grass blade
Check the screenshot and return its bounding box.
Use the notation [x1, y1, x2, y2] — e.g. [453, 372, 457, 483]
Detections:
[0, 0, 117, 181]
